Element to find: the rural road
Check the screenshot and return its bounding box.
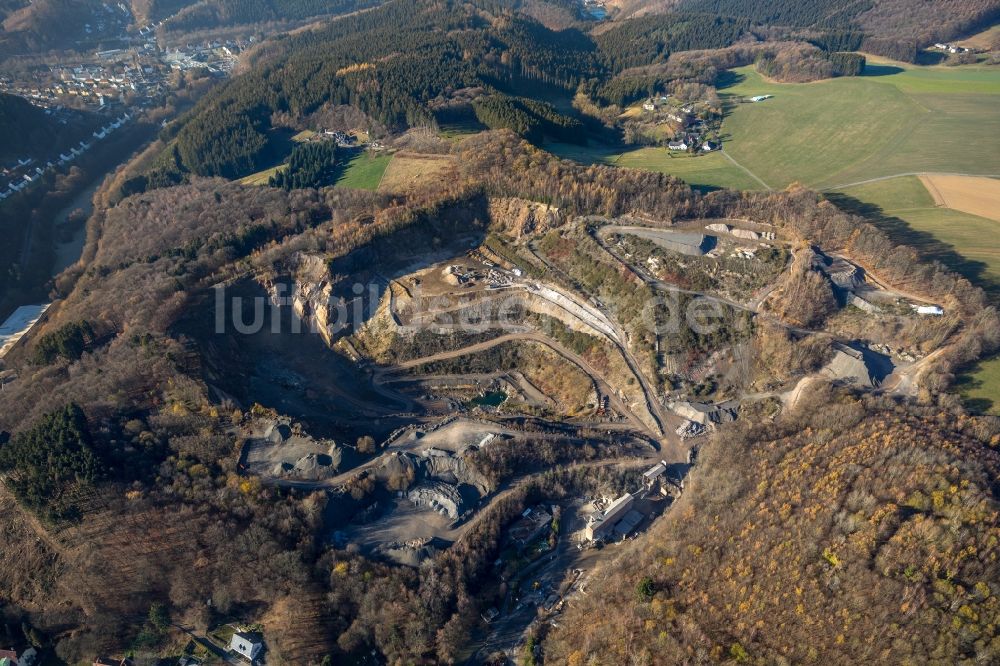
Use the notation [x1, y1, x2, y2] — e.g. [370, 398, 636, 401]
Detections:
[820, 171, 1000, 193]
[721, 150, 772, 190]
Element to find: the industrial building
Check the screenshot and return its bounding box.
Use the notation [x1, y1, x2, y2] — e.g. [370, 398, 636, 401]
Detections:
[642, 461, 667, 489]
[509, 505, 554, 547]
[585, 493, 634, 541]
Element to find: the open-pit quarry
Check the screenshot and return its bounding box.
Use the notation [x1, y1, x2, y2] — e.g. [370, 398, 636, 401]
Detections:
[196, 199, 962, 654]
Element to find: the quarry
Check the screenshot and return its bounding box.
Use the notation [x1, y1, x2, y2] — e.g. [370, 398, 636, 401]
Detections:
[209, 205, 947, 576]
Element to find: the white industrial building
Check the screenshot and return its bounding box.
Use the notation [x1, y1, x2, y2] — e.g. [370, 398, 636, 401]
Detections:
[585, 493, 635, 541]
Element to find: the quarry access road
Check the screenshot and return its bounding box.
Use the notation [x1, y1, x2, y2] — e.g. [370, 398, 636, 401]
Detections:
[377, 331, 660, 439]
[265, 414, 659, 493]
[592, 223, 822, 338]
[514, 241, 672, 438]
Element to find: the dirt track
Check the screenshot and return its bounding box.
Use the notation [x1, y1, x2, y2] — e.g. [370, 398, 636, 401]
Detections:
[383, 331, 664, 440]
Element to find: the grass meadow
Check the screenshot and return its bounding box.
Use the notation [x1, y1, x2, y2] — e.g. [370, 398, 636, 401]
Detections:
[718, 64, 1000, 190]
[333, 150, 393, 190]
[545, 142, 761, 192]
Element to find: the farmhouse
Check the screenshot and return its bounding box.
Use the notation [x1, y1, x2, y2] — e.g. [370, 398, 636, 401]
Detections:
[667, 140, 688, 151]
[228, 632, 263, 662]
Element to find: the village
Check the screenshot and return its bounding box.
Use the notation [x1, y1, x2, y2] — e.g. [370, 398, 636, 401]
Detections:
[0, 33, 249, 206]
[634, 92, 723, 153]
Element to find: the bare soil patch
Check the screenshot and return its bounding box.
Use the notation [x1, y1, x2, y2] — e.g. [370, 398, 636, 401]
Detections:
[919, 174, 1000, 223]
[377, 151, 457, 194]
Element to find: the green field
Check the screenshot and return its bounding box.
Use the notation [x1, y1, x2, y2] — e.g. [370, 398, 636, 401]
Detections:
[718, 64, 1000, 190]
[830, 175, 1000, 414]
[238, 150, 392, 190]
[830, 176, 1000, 289]
[334, 151, 393, 190]
[238, 164, 286, 186]
[545, 142, 762, 192]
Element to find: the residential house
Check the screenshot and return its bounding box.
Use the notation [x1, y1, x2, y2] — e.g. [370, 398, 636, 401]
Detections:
[701, 141, 719, 152]
[229, 631, 263, 662]
[667, 140, 688, 151]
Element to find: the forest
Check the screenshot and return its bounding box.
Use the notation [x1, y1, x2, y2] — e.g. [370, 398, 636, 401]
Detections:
[0, 93, 95, 163]
[161, 0, 381, 34]
[269, 141, 339, 190]
[594, 12, 751, 70]
[0, 403, 102, 522]
[472, 94, 586, 144]
[544, 392, 1000, 664]
[680, 0, 872, 28]
[151, 0, 903, 183]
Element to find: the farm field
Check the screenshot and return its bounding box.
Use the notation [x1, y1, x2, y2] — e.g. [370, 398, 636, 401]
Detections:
[545, 142, 762, 192]
[334, 150, 392, 190]
[377, 151, 456, 194]
[718, 64, 1000, 190]
[830, 174, 1000, 415]
[920, 174, 1000, 222]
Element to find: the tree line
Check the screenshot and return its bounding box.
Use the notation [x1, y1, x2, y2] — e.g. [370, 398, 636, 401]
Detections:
[594, 12, 751, 71]
[472, 94, 586, 144]
[269, 141, 339, 190]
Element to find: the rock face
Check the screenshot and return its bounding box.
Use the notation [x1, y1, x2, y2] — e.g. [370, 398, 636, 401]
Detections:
[488, 197, 561, 237]
[246, 417, 343, 481]
[262, 253, 364, 347]
[422, 449, 489, 493]
[821, 343, 877, 387]
[408, 482, 464, 520]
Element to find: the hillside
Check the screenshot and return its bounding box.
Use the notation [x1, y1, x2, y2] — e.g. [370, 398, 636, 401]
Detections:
[1, 126, 997, 662]
[613, 0, 1000, 58]
[1, 0, 1000, 663]
[544, 392, 1000, 663]
[161, 0, 383, 34]
[0, 93, 94, 164]
[0, 0, 122, 54]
